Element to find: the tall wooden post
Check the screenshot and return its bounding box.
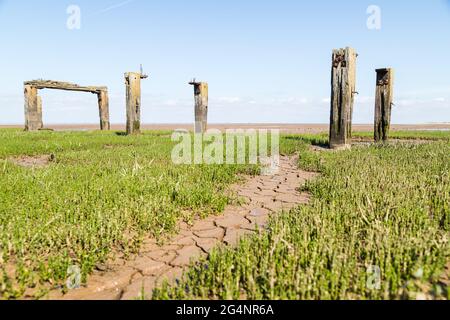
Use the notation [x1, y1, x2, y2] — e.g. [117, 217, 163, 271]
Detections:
[189, 81, 208, 134]
[37, 96, 43, 129]
[374, 68, 394, 142]
[24, 85, 43, 131]
[125, 72, 148, 135]
[97, 89, 110, 131]
[329, 47, 357, 149]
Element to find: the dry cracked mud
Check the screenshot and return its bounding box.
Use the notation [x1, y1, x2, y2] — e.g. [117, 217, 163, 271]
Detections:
[9, 155, 55, 168]
[47, 155, 317, 300]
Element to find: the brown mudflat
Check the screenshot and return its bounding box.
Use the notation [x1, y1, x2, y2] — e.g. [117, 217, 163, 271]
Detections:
[2, 123, 449, 134]
[9, 155, 54, 168]
[46, 156, 317, 300]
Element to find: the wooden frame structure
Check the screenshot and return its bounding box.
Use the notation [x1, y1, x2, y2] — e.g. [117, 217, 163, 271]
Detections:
[24, 80, 110, 131]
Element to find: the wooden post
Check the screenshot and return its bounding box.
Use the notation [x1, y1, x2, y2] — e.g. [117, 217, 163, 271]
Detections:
[125, 72, 147, 135]
[24, 80, 109, 131]
[189, 81, 208, 134]
[374, 68, 394, 142]
[24, 85, 43, 131]
[329, 47, 357, 149]
[97, 89, 110, 130]
[37, 96, 43, 129]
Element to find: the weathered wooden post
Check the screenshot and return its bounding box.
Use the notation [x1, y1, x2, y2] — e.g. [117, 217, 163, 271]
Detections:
[125, 71, 148, 135]
[374, 68, 394, 142]
[37, 96, 43, 129]
[329, 47, 357, 149]
[97, 89, 110, 131]
[189, 80, 209, 134]
[24, 85, 43, 131]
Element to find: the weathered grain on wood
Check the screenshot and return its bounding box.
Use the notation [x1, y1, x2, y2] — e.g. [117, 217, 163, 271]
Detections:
[24, 85, 43, 131]
[24, 80, 107, 94]
[374, 68, 394, 142]
[189, 81, 208, 134]
[329, 47, 357, 149]
[98, 90, 110, 131]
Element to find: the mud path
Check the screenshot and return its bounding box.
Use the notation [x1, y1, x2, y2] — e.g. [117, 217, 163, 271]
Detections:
[48, 156, 317, 300]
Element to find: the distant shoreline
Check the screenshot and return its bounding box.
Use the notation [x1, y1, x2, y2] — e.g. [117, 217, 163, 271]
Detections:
[1, 123, 450, 134]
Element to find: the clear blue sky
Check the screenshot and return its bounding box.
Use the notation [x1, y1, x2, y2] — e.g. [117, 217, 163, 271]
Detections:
[0, 0, 449, 124]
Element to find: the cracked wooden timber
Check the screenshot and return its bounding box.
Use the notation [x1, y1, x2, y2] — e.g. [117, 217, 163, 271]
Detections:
[329, 47, 357, 150]
[374, 68, 395, 142]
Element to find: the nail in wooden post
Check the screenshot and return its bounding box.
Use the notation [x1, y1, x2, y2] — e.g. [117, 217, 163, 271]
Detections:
[329, 47, 357, 149]
[24, 85, 43, 131]
[125, 72, 148, 135]
[189, 80, 208, 134]
[98, 89, 110, 131]
[374, 68, 394, 142]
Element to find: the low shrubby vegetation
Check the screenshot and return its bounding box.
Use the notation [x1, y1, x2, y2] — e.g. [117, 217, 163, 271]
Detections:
[0, 129, 448, 300]
[0, 130, 257, 298]
[154, 133, 450, 300]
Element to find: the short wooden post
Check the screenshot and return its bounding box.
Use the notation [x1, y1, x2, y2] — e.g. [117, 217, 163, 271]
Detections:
[97, 89, 110, 131]
[24, 85, 43, 131]
[374, 68, 394, 142]
[189, 81, 208, 134]
[125, 72, 148, 135]
[329, 47, 357, 149]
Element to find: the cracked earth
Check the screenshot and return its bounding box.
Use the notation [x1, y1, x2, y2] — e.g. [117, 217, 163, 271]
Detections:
[47, 155, 317, 300]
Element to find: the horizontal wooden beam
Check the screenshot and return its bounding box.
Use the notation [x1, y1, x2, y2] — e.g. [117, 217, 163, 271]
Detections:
[24, 80, 107, 94]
